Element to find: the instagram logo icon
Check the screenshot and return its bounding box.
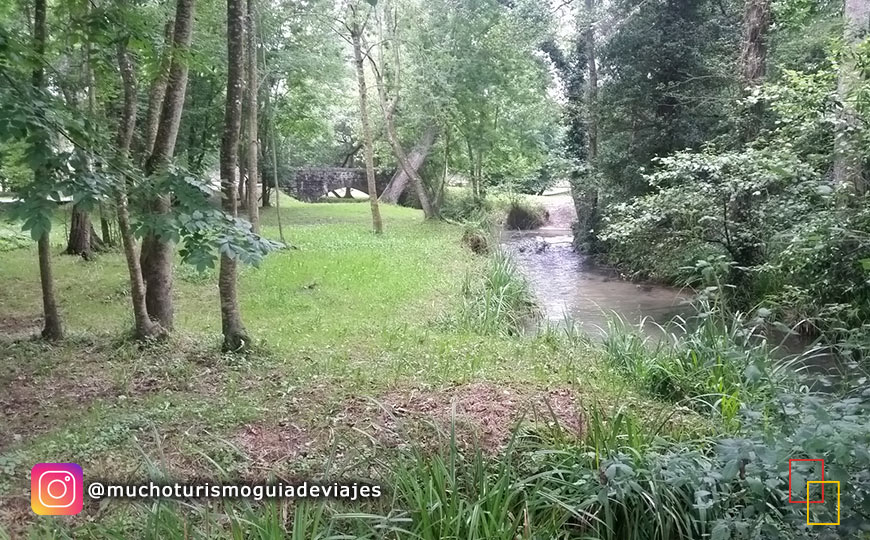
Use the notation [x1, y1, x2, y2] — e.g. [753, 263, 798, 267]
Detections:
[31, 463, 83, 515]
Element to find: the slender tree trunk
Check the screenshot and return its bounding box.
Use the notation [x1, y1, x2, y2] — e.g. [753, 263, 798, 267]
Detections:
[584, 0, 598, 164]
[739, 0, 770, 141]
[574, 0, 600, 251]
[379, 126, 437, 204]
[141, 0, 197, 330]
[465, 135, 476, 198]
[724, 0, 772, 300]
[267, 109, 286, 244]
[350, 20, 384, 233]
[140, 19, 174, 162]
[834, 0, 870, 193]
[369, 66, 437, 218]
[99, 203, 114, 247]
[115, 34, 163, 340]
[271, 127, 285, 244]
[244, 0, 260, 233]
[32, 0, 62, 340]
[219, 0, 250, 351]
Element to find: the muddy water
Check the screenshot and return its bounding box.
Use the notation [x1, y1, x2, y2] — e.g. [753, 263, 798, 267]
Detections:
[501, 194, 689, 336]
[503, 228, 689, 337]
[502, 194, 841, 381]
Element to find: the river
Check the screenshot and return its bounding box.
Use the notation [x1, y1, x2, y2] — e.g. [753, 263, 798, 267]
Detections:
[502, 193, 842, 384]
[501, 193, 689, 337]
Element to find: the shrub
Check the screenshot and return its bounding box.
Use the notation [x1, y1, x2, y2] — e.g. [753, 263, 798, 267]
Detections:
[439, 189, 492, 222]
[460, 223, 490, 255]
[505, 197, 548, 230]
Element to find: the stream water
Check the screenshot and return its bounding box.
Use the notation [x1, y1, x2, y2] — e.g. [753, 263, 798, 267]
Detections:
[501, 195, 690, 337]
[503, 228, 690, 337]
[502, 194, 843, 382]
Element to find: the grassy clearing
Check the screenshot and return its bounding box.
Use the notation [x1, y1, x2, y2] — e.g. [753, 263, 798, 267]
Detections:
[0, 196, 686, 536]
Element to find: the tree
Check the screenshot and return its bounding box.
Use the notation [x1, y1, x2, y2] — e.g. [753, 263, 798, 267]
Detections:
[60, 2, 102, 259]
[348, 4, 384, 234]
[219, 0, 251, 350]
[140, 0, 196, 330]
[113, 13, 163, 340]
[245, 0, 260, 233]
[378, 125, 437, 204]
[140, 20, 174, 162]
[833, 0, 870, 193]
[366, 1, 437, 218]
[31, 0, 63, 340]
[574, 0, 601, 250]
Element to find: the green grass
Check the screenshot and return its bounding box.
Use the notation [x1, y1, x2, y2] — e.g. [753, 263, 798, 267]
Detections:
[0, 196, 686, 536]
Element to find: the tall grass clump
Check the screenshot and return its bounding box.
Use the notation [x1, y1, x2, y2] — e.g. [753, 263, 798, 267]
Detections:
[599, 300, 794, 423]
[504, 196, 548, 230]
[454, 251, 538, 336]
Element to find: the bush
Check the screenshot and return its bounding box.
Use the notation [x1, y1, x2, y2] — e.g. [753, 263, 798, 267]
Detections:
[439, 189, 492, 222]
[504, 197, 548, 230]
[0, 224, 30, 251]
[460, 222, 490, 255]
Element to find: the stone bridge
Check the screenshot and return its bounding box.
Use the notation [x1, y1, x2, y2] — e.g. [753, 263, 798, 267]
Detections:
[279, 167, 394, 202]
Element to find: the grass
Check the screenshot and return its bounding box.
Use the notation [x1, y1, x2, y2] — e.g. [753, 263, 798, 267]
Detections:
[0, 195, 686, 537]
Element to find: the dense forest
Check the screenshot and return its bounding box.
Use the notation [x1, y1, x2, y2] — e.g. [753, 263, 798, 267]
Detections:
[1, 0, 869, 537]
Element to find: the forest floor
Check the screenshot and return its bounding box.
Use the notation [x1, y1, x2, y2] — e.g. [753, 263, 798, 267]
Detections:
[0, 197, 693, 535]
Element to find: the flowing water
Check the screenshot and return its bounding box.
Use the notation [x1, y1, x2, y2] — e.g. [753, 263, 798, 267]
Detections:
[502, 193, 843, 382]
[501, 194, 690, 337]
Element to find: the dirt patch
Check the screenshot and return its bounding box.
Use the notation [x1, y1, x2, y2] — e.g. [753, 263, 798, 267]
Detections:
[0, 496, 34, 539]
[0, 315, 41, 338]
[234, 421, 321, 467]
[338, 382, 584, 452]
[0, 371, 117, 451]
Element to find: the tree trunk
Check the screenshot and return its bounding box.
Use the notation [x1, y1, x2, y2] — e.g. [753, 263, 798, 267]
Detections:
[65, 204, 93, 259]
[369, 65, 437, 218]
[244, 0, 260, 233]
[834, 0, 870, 193]
[379, 125, 437, 204]
[585, 0, 599, 164]
[32, 0, 62, 340]
[66, 43, 99, 260]
[739, 0, 770, 141]
[575, 0, 600, 251]
[140, 19, 174, 161]
[115, 34, 164, 340]
[262, 70, 286, 243]
[271, 126, 286, 244]
[219, 0, 250, 351]
[350, 19, 384, 234]
[723, 0, 772, 297]
[99, 204, 114, 247]
[141, 0, 197, 331]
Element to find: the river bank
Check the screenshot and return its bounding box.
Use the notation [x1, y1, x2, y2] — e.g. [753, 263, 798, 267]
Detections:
[0, 197, 696, 536]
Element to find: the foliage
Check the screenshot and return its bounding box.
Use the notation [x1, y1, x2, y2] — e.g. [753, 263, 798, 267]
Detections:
[504, 196, 548, 230]
[452, 251, 538, 336]
[438, 189, 492, 223]
[598, 146, 826, 283]
[594, 0, 738, 197]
